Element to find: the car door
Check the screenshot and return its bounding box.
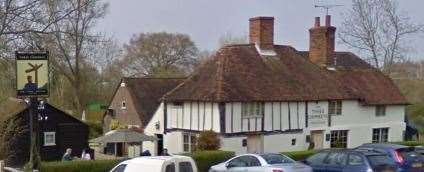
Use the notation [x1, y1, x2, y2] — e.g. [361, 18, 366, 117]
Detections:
[345, 153, 368, 172]
[225, 156, 249, 172]
[241, 155, 264, 172]
[324, 152, 347, 172]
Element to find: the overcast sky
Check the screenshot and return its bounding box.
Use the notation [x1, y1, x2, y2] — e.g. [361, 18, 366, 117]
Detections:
[96, 0, 424, 59]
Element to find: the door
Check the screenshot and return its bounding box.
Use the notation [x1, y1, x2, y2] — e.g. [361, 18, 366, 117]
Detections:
[311, 130, 324, 149]
[247, 135, 264, 154]
[156, 134, 164, 156]
[225, 155, 262, 172]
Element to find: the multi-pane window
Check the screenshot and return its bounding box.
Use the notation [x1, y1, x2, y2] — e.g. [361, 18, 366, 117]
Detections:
[330, 130, 348, 148]
[183, 133, 197, 153]
[376, 105, 386, 116]
[328, 100, 342, 115]
[44, 132, 56, 146]
[241, 102, 264, 118]
[372, 128, 389, 143]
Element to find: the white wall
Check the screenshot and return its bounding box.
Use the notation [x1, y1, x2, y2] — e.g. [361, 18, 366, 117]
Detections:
[220, 136, 247, 155]
[167, 102, 220, 132]
[263, 133, 308, 152]
[163, 131, 183, 154]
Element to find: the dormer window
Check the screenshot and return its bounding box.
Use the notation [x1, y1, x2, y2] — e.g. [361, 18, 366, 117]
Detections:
[121, 101, 127, 110]
[241, 102, 263, 118]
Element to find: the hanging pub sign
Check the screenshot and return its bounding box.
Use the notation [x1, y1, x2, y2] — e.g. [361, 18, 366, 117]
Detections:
[16, 51, 49, 97]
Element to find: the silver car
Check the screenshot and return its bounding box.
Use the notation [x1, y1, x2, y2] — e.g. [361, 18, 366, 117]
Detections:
[209, 153, 312, 172]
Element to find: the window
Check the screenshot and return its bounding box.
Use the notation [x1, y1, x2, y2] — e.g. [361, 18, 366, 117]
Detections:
[121, 101, 126, 110]
[179, 162, 193, 172]
[241, 102, 263, 118]
[165, 163, 175, 172]
[306, 152, 329, 165]
[376, 105, 386, 116]
[372, 128, 389, 143]
[260, 154, 295, 164]
[348, 154, 364, 166]
[328, 100, 342, 115]
[325, 152, 347, 165]
[44, 132, 56, 146]
[228, 156, 261, 168]
[111, 164, 127, 172]
[291, 139, 296, 146]
[330, 130, 348, 148]
[183, 133, 197, 152]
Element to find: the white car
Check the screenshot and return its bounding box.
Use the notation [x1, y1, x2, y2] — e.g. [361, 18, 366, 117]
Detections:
[110, 155, 198, 172]
[209, 153, 312, 172]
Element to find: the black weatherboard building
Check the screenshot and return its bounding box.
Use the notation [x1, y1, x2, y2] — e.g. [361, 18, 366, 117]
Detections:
[0, 98, 88, 166]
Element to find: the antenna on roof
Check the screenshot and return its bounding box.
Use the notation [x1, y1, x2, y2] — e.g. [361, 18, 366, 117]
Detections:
[314, 1, 343, 15]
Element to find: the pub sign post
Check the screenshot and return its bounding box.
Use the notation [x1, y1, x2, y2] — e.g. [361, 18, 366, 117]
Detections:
[15, 51, 49, 170]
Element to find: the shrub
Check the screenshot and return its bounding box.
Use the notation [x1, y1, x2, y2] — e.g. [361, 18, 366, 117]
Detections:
[282, 150, 319, 161]
[188, 150, 234, 172]
[39, 160, 122, 172]
[391, 141, 424, 147]
[86, 121, 103, 139]
[196, 130, 221, 151]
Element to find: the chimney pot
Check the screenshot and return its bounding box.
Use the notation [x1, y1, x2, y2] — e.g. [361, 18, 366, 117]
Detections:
[314, 17, 321, 27]
[325, 15, 331, 27]
[249, 16, 274, 50]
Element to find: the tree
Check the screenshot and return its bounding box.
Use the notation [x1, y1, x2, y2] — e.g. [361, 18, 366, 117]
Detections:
[196, 130, 221, 151]
[339, 0, 423, 73]
[121, 32, 198, 77]
[42, 0, 108, 115]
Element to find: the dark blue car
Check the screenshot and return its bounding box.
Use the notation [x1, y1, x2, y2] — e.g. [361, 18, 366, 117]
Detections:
[357, 143, 424, 172]
[304, 149, 397, 172]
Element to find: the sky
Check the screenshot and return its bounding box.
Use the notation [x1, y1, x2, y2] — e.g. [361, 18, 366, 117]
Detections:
[96, 0, 424, 59]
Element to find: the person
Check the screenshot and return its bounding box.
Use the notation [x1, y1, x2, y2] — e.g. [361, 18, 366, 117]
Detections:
[161, 148, 170, 156]
[81, 148, 91, 160]
[23, 75, 37, 92]
[62, 148, 73, 161]
[140, 150, 151, 156]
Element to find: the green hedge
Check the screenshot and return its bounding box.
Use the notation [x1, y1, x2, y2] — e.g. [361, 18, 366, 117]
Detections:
[392, 141, 424, 147]
[282, 150, 318, 161]
[39, 160, 122, 172]
[188, 151, 235, 172]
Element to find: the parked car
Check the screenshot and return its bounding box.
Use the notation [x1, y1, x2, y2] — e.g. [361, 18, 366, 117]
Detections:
[357, 143, 424, 172]
[209, 153, 312, 172]
[304, 149, 397, 172]
[109, 155, 198, 172]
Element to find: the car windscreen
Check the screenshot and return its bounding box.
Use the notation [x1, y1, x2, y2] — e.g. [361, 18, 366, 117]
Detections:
[367, 155, 396, 168]
[260, 154, 295, 164]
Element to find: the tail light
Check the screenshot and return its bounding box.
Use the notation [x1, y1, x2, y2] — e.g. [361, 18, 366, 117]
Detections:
[394, 150, 404, 164]
[272, 170, 284, 172]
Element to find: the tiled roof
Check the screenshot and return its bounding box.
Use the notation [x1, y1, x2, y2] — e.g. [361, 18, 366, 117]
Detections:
[124, 77, 185, 127]
[162, 44, 407, 105]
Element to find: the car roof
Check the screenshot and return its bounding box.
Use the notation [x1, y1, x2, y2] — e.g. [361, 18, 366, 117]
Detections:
[360, 143, 408, 149]
[125, 155, 193, 164]
[317, 149, 386, 156]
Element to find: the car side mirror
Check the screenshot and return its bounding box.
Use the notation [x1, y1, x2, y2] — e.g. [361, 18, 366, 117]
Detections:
[225, 163, 235, 169]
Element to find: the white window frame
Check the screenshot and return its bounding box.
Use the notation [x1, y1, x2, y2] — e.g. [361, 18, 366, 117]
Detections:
[44, 132, 56, 146]
[121, 101, 127, 110]
[182, 133, 197, 153]
[328, 100, 342, 115]
[376, 105, 386, 117]
[372, 128, 389, 143]
[241, 102, 264, 118]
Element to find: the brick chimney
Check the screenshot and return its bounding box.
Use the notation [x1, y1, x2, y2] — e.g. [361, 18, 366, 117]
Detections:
[309, 15, 336, 67]
[249, 17, 274, 50]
